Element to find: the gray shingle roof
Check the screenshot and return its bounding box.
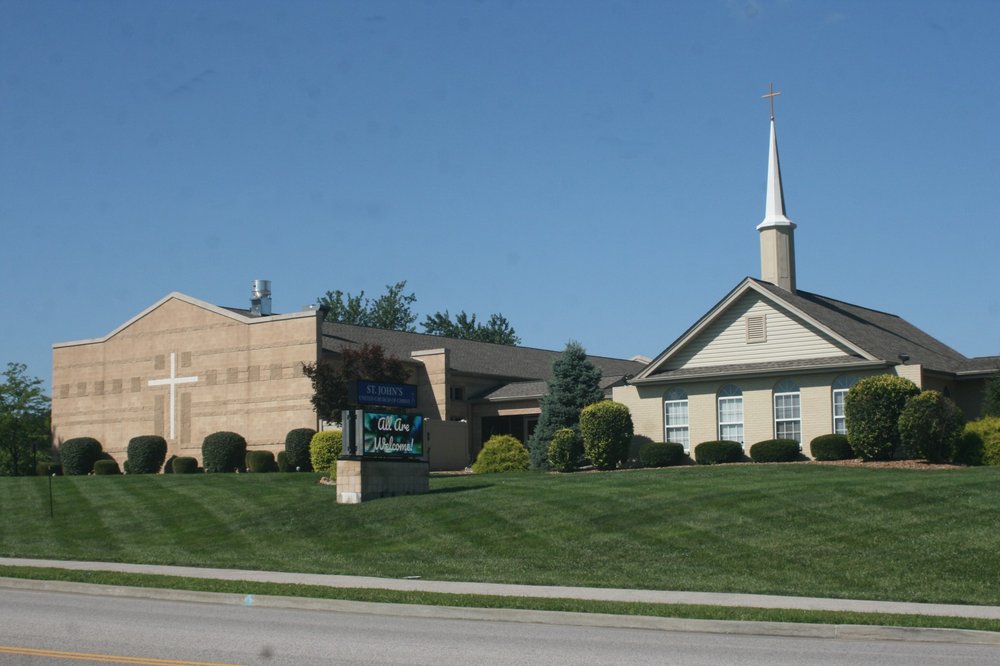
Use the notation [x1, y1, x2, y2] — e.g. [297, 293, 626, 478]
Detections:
[751, 279, 972, 374]
[642, 356, 882, 381]
[476, 373, 632, 401]
[321, 321, 646, 383]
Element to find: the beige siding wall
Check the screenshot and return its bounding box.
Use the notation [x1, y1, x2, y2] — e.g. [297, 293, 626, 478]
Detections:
[616, 368, 905, 459]
[52, 297, 321, 465]
[667, 293, 854, 370]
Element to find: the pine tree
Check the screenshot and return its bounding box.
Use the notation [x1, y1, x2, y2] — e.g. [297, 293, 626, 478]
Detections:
[527, 341, 603, 469]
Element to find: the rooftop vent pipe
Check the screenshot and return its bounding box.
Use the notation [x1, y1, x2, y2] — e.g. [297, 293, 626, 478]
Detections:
[250, 279, 272, 317]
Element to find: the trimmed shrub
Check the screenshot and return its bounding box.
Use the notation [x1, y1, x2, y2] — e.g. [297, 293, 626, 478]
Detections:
[898, 390, 965, 463]
[61, 437, 104, 475]
[246, 450, 277, 473]
[93, 459, 121, 475]
[639, 441, 686, 468]
[967, 417, 1000, 466]
[201, 431, 247, 473]
[310, 430, 343, 476]
[172, 456, 199, 474]
[579, 401, 634, 471]
[952, 431, 983, 466]
[163, 455, 177, 474]
[547, 428, 582, 473]
[37, 462, 62, 476]
[845, 375, 919, 460]
[472, 435, 529, 474]
[694, 440, 743, 465]
[809, 434, 854, 461]
[276, 450, 290, 472]
[126, 435, 168, 474]
[750, 439, 800, 463]
[284, 428, 316, 472]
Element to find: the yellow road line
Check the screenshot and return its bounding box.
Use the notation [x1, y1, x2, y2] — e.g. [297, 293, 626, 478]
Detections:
[0, 645, 244, 665]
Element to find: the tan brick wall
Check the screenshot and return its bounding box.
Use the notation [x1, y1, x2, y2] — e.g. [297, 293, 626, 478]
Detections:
[52, 295, 321, 466]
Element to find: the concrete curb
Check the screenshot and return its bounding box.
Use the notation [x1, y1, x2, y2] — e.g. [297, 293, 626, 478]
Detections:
[3, 577, 999, 647]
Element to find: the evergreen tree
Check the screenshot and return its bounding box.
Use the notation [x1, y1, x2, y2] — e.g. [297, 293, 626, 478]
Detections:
[527, 341, 603, 469]
[983, 373, 1000, 418]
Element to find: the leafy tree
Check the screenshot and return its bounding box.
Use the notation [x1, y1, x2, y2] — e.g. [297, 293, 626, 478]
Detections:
[422, 311, 521, 345]
[982, 373, 1000, 418]
[318, 280, 418, 332]
[302, 343, 409, 422]
[0, 362, 51, 476]
[844, 374, 919, 460]
[898, 390, 965, 463]
[318, 280, 520, 345]
[526, 341, 603, 469]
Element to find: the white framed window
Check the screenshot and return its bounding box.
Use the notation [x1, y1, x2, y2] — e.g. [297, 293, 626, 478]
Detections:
[717, 384, 744, 444]
[664, 388, 690, 452]
[773, 379, 801, 442]
[832, 376, 857, 435]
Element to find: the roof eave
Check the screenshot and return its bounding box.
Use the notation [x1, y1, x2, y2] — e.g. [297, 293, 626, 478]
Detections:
[630, 359, 889, 385]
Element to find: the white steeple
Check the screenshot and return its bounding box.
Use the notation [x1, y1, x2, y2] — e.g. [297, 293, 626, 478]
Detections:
[756, 83, 797, 292]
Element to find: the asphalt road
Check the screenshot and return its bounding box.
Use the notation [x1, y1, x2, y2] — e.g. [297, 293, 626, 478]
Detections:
[2, 587, 999, 666]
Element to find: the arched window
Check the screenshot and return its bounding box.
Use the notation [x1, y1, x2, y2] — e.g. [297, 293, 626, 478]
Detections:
[717, 384, 743, 444]
[832, 376, 857, 435]
[773, 379, 801, 442]
[664, 388, 689, 451]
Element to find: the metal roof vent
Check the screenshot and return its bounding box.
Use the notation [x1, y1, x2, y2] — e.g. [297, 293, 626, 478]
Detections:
[250, 279, 272, 317]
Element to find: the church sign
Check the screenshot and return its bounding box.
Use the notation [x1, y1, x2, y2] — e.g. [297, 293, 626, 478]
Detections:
[361, 412, 424, 457]
[350, 381, 418, 409]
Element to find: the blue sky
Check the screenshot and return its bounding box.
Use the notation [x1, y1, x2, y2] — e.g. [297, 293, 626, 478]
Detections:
[2, 0, 998, 390]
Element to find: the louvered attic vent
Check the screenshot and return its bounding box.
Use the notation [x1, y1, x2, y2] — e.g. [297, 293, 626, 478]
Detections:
[746, 315, 767, 343]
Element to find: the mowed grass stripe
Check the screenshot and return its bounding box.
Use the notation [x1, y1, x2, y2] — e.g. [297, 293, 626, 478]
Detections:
[3, 465, 1000, 604]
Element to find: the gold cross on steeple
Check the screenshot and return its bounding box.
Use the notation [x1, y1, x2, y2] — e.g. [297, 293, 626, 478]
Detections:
[761, 82, 781, 120]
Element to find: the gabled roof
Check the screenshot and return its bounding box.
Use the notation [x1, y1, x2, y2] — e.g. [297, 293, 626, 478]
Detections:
[54, 292, 317, 348]
[634, 277, 979, 383]
[321, 321, 646, 384]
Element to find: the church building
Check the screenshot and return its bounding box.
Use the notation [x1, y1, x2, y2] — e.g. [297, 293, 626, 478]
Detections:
[614, 91, 998, 457]
[51, 282, 644, 468]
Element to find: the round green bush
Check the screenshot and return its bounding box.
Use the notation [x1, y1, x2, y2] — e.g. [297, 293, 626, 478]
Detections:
[639, 442, 686, 468]
[310, 430, 343, 476]
[472, 435, 529, 474]
[125, 435, 168, 474]
[276, 450, 290, 472]
[93, 459, 121, 475]
[749, 439, 800, 463]
[201, 431, 248, 473]
[951, 431, 983, 466]
[694, 440, 743, 465]
[897, 390, 965, 463]
[284, 428, 316, 472]
[579, 401, 634, 471]
[172, 456, 199, 474]
[966, 417, 1000, 466]
[547, 428, 582, 473]
[60, 437, 104, 475]
[162, 455, 177, 474]
[844, 375, 919, 460]
[246, 450, 277, 473]
[809, 434, 854, 461]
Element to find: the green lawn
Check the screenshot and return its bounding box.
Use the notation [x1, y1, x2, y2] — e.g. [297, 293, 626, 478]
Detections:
[2, 465, 999, 606]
